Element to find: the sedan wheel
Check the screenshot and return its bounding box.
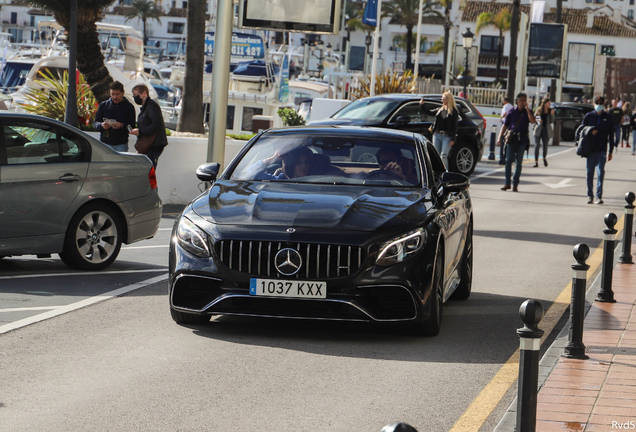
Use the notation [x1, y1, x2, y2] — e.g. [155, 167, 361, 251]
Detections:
[59, 203, 122, 270]
[409, 246, 444, 337]
[451, 220, 473, 300]
[448, 142, 477, 176]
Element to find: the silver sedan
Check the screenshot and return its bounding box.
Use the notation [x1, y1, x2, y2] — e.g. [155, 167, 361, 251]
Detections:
[0, 112, 162, 270]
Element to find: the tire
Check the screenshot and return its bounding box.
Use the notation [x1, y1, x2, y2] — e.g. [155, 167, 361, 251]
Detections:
[59, 203, 123, 271]
[170, 308, 210, 325]
[448, 141, 477, 176]
[409, 245, 444, 337]
[451, 220, 473, 300]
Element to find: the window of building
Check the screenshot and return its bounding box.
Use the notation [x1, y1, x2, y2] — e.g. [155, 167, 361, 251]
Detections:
[8, 29, 23, 43]
[182, 1, 188, 8]
[241, 107, 263, 132]
[480, 35, 502, 55]
[121, 0, 133, 4]
[166, 41, 185, 55]
[10, 12, 17, 24]
[629, 9, 634, 19]
[631, 0, 635, 5]
[601, 45, 615, 56]
[168, 22, 185, 34]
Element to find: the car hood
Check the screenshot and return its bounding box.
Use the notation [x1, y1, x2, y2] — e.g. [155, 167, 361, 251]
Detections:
[308, 118, 381, 127]
[191, 180, 432, 232]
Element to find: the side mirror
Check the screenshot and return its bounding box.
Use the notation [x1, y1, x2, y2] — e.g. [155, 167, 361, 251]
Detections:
[395, 115, 410, 125]
[196, 162, 220, 182]
[440, 171, 469, 193]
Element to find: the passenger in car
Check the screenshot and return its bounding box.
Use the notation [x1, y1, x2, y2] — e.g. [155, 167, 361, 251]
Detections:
[253, 146, 313, 180]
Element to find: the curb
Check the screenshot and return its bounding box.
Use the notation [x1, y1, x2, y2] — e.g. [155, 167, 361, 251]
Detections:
[492, 241, 622, 432]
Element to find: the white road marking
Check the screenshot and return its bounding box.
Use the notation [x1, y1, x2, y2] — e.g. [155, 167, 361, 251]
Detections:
[0, 268, 166, 281]
[0, 306, 60, 313]
[545, 178, 575, 188]
[158, 228, 172, 231]
[0, 274, 168, 335]
[121, 245, 169, 249]
[472, 146, 576, 180]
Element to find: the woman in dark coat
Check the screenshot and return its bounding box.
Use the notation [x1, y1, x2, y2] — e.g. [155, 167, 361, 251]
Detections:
[130, 84, 167, 169]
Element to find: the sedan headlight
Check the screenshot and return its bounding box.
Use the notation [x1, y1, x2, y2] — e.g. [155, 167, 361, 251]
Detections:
[376, 228, 427, 266]
[176, 217, 211, 257]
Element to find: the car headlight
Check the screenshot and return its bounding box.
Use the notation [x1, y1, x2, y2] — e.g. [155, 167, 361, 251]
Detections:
[376, 228, 427, 266]
[176, 217, 211, 257]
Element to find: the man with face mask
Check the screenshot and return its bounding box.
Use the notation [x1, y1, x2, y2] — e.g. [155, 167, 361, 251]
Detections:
[93, 81, 136, 152]
[130, 84, 168, 168]
[581, 96, 615, 204]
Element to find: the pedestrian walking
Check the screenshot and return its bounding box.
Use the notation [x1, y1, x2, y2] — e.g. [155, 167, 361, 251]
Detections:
[631, 106, 636, 156]
[622, 102, 632, 148]
[609, 99, 623, 148]
[419, 91, 459, 168]
[498, 93, 536, 192]
[130, 84, 168, 169]
[581, 96, 615, 204]
[533, 97, 554, 168]
[93, 81, 136, 152]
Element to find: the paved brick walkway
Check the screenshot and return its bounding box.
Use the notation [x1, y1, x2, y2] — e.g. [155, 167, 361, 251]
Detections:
[536, 241, 636, 431]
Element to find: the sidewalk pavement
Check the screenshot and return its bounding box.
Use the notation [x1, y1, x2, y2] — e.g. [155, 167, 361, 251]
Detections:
[494, 236, 636, 432]
[535, 241, 636, 432]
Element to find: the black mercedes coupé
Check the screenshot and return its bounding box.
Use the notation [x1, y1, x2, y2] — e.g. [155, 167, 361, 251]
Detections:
[168, 126, 473, 336]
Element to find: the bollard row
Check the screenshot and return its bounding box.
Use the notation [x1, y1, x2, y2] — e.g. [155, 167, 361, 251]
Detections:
[619, 192, 635, 265]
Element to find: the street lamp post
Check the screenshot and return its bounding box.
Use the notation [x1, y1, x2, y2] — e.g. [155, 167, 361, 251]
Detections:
[461, 28, 474, 98]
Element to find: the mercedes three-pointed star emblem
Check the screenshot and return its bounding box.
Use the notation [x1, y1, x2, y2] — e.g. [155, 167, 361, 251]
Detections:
[274, 248, 303, 276]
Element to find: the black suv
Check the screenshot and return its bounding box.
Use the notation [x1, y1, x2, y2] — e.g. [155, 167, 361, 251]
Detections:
[310, 94, 485, 176]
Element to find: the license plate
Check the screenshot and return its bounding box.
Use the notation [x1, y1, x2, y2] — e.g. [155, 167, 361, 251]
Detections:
[250, 278, 327, 299]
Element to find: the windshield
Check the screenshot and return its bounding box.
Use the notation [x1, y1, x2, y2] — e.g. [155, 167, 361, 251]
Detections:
[230, 132, 422, 187]
[332, 98, 400, 122]
[0, 62, 34, 93]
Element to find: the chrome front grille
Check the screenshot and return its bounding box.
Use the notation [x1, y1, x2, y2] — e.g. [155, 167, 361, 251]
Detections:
[216, 240, 365, 279]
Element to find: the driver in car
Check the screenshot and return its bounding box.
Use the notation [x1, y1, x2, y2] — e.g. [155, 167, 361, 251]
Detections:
[374, 147, 417, 183]
[252, 147, 313, 180]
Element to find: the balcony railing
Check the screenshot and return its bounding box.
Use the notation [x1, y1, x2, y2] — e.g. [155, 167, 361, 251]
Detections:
[446, 85, 506, 107]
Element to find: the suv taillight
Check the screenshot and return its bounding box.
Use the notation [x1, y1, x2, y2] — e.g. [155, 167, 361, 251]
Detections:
[149, 167, 157, 189]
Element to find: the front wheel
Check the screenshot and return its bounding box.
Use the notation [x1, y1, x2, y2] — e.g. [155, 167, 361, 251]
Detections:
[451, 220, 473, 300]
[59, 203, 123, 270]
[448, 141, 477, 176]
[408, 245, 444, 337]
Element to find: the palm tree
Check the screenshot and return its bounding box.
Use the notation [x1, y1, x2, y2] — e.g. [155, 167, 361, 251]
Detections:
[476, 9, 511, 84]
[438, 0, 452, 84]
[426, 36, 444, 55]
[124, 0, 163, 46]
[383, 0, 441, 72]
[176, 0, 205, 133]
[24, 0, 117, 102]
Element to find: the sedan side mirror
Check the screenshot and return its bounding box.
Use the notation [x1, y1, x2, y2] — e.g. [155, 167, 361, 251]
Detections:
[395, 115, 410, 125]
[440, 171, 470, 193]
[196, 162, 220, 182]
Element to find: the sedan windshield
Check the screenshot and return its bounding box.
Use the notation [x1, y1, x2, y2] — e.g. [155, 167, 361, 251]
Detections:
[332, 99, 400, 122]
[230, 133, 422, 187]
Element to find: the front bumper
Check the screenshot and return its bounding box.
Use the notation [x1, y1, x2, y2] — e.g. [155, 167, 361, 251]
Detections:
[168, 219, 437, 323]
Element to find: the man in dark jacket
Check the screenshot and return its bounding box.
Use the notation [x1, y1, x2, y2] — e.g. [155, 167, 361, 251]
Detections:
[93, 81, 136, 152]
[497, 92, 536, 192]
[581, 96, 615, 204]
[130, 84, 167, 169]
[608, 99, 623, 149]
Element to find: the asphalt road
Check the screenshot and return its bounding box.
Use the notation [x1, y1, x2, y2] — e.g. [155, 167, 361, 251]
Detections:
[1, 142, 635, 432]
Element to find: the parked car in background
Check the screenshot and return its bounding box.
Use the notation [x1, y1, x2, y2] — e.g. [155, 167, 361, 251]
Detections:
[553, 102, 594, 141]
[0, 113, 162, 270]
[152, 83, 182, 108]
[169, 126, 473, 336]
[309, 94, 484, 176]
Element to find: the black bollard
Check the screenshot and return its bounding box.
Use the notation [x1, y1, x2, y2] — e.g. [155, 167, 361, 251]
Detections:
[516, 299, 544, 432]
[381, 423, 419, 432]
[619, 192, 635, 265]
[597, 213, 618, 303]
[488, 124, 497, 160]
[563, 243, 590, 359]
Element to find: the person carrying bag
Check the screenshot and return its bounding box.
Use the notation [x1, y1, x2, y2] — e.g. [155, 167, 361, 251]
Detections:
[130, 84, 167, 169]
